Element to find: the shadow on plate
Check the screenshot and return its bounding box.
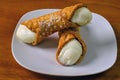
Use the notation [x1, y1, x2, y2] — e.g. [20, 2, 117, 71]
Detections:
[35, 33, 59, 49]
[78, 26, 98, 66]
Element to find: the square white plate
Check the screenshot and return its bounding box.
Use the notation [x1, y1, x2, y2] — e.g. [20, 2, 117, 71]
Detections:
[12, 9, 117, 76]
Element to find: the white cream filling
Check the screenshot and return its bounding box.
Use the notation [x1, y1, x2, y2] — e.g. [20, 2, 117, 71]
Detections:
[71, 7, 92, 26]
[16, 24, 35, 43]
[58, 39, 82, 65]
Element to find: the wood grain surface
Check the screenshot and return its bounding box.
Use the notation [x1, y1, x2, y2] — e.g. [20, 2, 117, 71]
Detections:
[0, 0, 120, 80]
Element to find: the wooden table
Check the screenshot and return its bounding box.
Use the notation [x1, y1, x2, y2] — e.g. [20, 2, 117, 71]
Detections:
[0, 0, 120, 80]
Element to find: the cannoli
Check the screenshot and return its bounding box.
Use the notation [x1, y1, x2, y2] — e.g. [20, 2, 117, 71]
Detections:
[16, 3, 92, 45]
[56, 27, 87, 66]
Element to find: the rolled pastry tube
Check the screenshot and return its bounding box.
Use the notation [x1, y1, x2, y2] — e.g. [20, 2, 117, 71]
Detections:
[16, 3, 92, 45]
[56, 28, 87, 66]
[56, 6, 92, 65]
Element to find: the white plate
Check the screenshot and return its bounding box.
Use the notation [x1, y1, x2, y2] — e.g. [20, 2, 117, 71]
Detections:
[12, 9, 117, 76]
